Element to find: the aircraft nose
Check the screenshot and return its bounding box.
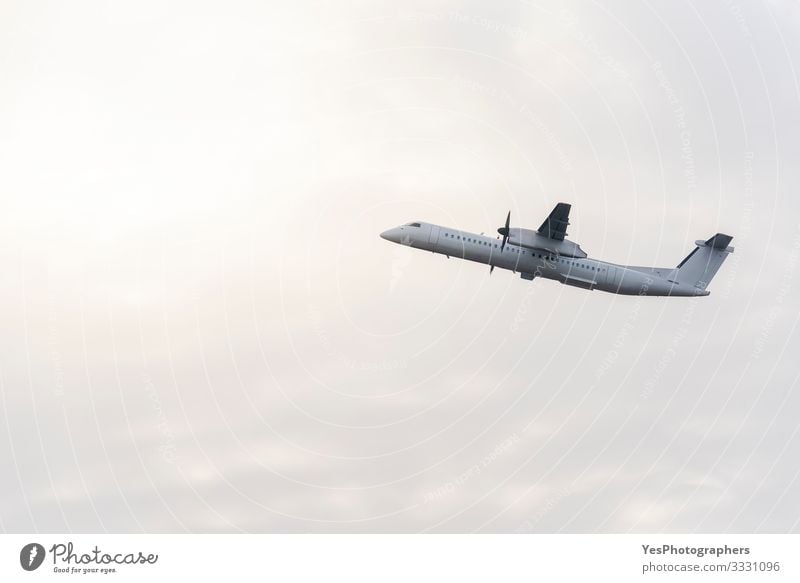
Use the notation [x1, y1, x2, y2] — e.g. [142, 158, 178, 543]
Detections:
[380, 227, 401, 243]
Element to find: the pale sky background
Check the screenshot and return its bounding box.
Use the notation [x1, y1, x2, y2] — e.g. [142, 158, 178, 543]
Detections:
[1, 0, 799, 533]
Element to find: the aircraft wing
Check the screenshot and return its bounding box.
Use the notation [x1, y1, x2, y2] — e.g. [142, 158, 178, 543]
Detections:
[537, 202, 571, 241]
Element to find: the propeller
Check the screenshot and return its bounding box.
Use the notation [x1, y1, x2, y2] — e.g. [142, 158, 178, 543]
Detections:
[490, 211, 512, 275]
[497, 210, 511, 252]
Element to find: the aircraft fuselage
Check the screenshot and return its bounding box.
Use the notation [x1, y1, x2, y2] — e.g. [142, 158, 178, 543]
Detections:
[380, 222, 709, 297]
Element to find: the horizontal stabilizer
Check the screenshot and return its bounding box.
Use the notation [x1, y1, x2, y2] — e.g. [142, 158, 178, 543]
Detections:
[705, 233, 733, 250]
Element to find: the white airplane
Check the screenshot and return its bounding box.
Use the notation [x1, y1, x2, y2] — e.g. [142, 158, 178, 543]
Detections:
[380, 203, 733, 297]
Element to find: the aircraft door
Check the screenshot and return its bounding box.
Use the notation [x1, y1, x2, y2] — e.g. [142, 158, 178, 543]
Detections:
[428, 225, 440, 250]
[606, 267, 617, 289]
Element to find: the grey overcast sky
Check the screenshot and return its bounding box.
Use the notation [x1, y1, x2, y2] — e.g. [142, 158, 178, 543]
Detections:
[1, 0, 799, 533]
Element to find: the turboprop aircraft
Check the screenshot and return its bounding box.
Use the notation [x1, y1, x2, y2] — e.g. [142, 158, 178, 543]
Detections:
[379, 203, 733, 296]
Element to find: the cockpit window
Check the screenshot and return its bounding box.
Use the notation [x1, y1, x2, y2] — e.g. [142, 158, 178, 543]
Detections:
[405, 222, 421, 227]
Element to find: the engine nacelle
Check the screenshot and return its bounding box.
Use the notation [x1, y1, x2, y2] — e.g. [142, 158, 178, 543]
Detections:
[507, 228, 587, 258]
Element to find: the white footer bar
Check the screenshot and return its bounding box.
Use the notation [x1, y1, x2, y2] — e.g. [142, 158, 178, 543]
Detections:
[1, 534, 797, 582]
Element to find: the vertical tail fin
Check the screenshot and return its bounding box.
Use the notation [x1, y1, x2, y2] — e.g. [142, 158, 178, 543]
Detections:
[675, 233, 734, 291]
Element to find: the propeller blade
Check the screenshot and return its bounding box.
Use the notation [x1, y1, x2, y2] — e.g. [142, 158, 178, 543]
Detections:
[497, 210, 511, 252]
